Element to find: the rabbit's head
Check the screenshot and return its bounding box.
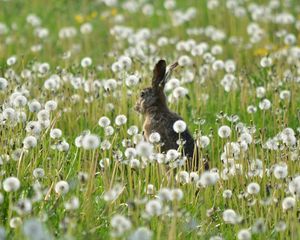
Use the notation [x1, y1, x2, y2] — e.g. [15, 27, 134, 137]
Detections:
[135, 59, 178, 114]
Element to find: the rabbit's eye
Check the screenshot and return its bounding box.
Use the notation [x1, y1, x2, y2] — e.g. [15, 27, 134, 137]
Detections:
[140, 91, 145, 97]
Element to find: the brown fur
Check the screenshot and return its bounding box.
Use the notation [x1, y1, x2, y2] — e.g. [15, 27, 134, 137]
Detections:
[135, 59, 195, 160]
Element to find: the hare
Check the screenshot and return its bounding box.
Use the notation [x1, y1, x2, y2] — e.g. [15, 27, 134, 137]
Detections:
[135, 59, 196, 166]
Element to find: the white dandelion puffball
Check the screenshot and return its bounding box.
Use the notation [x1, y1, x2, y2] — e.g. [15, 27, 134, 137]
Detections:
[237, 229, 251, 240]
[136, 141, 153, 158]
[54, 181, 69, 195]
[98, 116, 111, 128]
[50, 128, 62, 139]
[247, 182, 260, 195]
[115, 115, 127, 126]
[149, 132, 161, 143]
[3, 177, 21, 192]
[0, 78, 8, 91]
[81, 57, 92, 68]
[82, 134, 100, 150]
[282, 197, 296, 211]
[23, 136, 37, 149]
[173, 120, 187, 133]
[218, 125, 231, 138]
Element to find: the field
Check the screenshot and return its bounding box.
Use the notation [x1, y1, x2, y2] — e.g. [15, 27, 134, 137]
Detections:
[1, 0, 300, 239]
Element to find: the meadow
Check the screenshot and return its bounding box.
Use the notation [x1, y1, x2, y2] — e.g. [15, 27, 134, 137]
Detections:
[1, 0, 300, 239]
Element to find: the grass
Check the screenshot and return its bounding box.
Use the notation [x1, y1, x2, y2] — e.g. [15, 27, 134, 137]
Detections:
[0, 0, 300, 239]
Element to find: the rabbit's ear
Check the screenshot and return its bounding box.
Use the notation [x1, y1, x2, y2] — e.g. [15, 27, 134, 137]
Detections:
[152, 59, 166, 89]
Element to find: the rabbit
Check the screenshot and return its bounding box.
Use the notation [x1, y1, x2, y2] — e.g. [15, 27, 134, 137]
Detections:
[135, 59, 197, 168]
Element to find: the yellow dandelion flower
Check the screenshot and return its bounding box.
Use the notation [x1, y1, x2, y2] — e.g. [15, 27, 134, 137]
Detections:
[111, 8, 118, 16]
[91, 11, 98, 18]
[254, 48, 268, 57]
[74, 14, 84, 24]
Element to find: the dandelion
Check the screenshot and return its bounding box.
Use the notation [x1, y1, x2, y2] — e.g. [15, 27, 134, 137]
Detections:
[81, 57, 92, 68]
[247, 182, 260, 195]
[136, 141, 153, 158]
[222, 209, 240, 224]
[256, 86, 266, 98]
[273, 164, 288, 179]
[115, 114, 127, 126]
[279, 90, 291, 101]
[33, 168, 45, 179]
[252, 218, 266, 233]
[127, 125, 138, 135]
[82, 134, 100, 150]
[198, 171, 219, 187]
[23, 219, 51, 240]
[146, 184, 155, 195]
[282, 197, 296, 211]
[149, 132, 161, 143]
[237, 229, 251, 240]
[98, 116, 111, 127]
[259, 99, 271, 110]
[0, 78, 8, 91]
[145, 199, 163, 216]
[198, 136, 210, 148]
[50, 128, 62, 139]
[54, 181, 69, 195]
[45, 100, 57, 111]
[129, 227, 152, 240]
[7, 55, 17, 66]
[218, 125, 231, 138]
[64, 196, 80, 210]
[10, 217, 22, 228]
[110, 215, 132, 237]
[173, 120, 187, 133]
[28, 100, 42, 113]
[15, 198, 32, 215]
[260, 57, 273, 67]
[275, 221, 287, 232]
[223, 189, 233, 199]
[3, 177, 21, 192]
[125, 75, 139, 87]
[23, 136, 37, 149]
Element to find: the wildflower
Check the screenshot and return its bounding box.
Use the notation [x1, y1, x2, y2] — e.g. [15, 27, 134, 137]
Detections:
[146, 184, 155, 195]
[198, 171, 219, 187]
[98, 116, 111, 127]
[282, 196, 296, 211]
[50, 128, 62, 139]
[15, 198, 32, 215]
[23, 136, 37, 149]
[273, 164, 288, 179]
[82, 134, 100, 150]
[23, 219, 51, 240]
[10, 217, 22, 228]
[28, 100, 42, 113]
[3, 177, 21, 192]
[0, 78, 8, 91]
[256, 86, 266, 98]
[178, 55, 193, 66]
[247, 105, 257, 114]
[7, 55, 17, 66]
[115, 115, 127, 126]
[149, 132, 161, 143]
[218, 125, 231, 138]
[260, 57, 273, 67]
[259, 99, 271, 110]
[145, 199, 163, 216]
[54, 181, 69, 195]
[136, 141, 153, 158]
[237, 229, 251, 240]
[279, 90, 291, 100]
[129, 227, 152, 240]
[173, 120, 187, 133]
[171, 188, 184, 201]
[275, 221, 286, 232]
[45, 100, 57, 111]
[222, 189, 233, 199]
[251, 218, 266, 233]
[125, 75, 139, 87]
[198, 136, 210, 148]
[222, 209, 240, 224]
[110, 215, 132, 237]
[127, 125, 138, 135]
[81, 57, 92, 68]
[247, 182, 260, 195]
[64, 196, 80, 210]
[33, 168, 45, 179]
[105, 126, 115, 136]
